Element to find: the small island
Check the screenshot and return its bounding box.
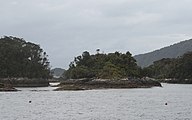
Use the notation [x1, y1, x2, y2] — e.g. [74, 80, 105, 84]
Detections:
[56, 51, 162, 90]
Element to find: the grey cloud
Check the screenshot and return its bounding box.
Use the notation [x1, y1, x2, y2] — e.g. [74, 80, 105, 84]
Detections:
[1, 0, 192, 68]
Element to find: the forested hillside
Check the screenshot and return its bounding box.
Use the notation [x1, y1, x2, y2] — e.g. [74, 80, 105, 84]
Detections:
[143, 52, 192, 80]
[134, 39, 192, 67]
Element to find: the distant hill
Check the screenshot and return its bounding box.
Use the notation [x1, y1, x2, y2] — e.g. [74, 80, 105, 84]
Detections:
[51, 68, 65, 78]
[134, 39, 192, 68]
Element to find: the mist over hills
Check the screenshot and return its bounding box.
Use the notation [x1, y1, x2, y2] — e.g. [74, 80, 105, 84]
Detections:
[134, 39, 192, 68]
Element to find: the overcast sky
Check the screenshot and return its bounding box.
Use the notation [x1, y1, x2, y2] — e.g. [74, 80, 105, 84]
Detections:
[1, 0, 192, 69]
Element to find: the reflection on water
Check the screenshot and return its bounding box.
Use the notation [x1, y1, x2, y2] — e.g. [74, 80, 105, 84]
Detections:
[0, 83, 192, 120]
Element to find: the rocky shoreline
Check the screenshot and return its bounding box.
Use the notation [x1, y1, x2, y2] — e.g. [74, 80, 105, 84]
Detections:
[0, 83, 18, 92]
[159, 79, 192, 84]
[0, 78, 49, 87]
[55, 78, 162, 91]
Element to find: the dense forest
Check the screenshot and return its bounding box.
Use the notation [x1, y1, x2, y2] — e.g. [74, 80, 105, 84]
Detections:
[0, 36, 51, 79]
[142, 52, 192, 80]
[64, 51, 141, 79]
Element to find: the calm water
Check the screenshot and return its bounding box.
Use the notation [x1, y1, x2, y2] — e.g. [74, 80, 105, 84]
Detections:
[0, 83, 192, 120]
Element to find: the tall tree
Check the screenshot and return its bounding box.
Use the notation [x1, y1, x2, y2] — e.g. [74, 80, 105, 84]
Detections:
[0, 36, 51, 79]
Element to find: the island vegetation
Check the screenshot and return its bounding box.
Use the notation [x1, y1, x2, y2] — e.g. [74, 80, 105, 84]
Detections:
[64, 51, 141, 79]
[0, 36, 51, 88]
[57, 51, 161, 90]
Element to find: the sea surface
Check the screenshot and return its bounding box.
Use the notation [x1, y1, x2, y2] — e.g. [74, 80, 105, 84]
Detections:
[0, 83, 192, 120]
